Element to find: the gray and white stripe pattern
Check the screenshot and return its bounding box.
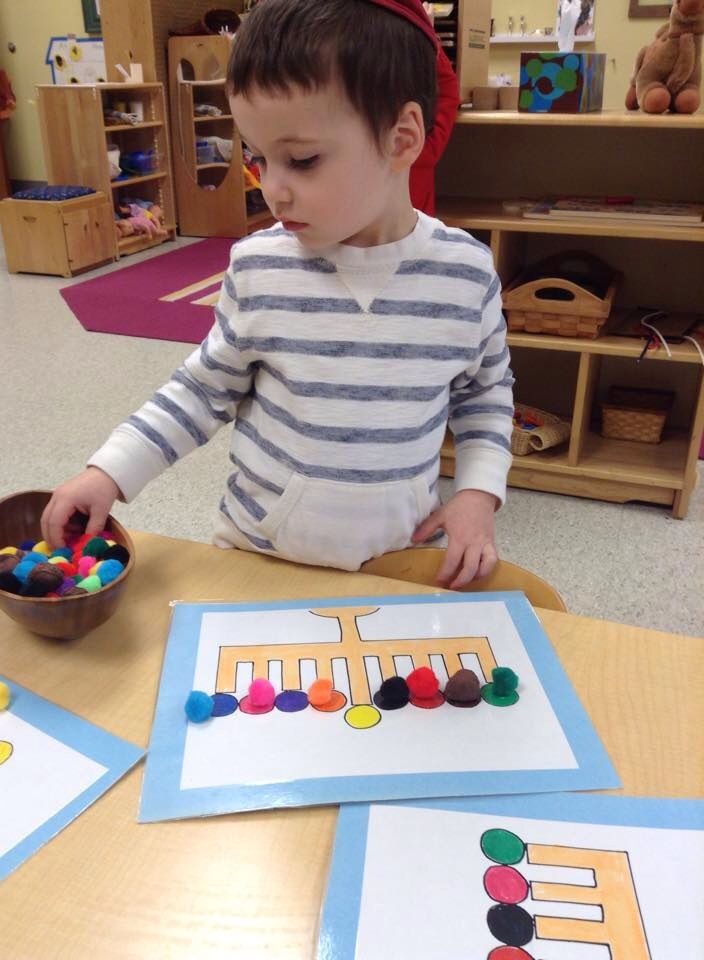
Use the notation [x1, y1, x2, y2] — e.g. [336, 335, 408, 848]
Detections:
[90, 212, 514, 560]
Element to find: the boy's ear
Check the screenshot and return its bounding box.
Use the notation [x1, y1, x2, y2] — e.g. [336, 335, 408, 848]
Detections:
[387, 101, 425, 170]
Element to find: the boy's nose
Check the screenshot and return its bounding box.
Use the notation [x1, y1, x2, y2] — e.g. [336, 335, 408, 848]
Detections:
[261, 170, 293, 210]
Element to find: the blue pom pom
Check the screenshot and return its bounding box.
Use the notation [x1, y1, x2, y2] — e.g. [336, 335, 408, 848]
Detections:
[22, 552, 46, 565]
[185, 690, 214, 723]
[49, 547, 73, 560]
[19, 539, 36, 551]
[96, 558, 124, 585]
[13, 559, 38, 583]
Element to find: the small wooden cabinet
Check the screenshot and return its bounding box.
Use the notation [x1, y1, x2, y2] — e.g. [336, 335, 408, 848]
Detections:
[36, 82, 176, 259]
[437, 110, 704, 518]
[167, 35, 273, 237]
[0, 193, 115, 277]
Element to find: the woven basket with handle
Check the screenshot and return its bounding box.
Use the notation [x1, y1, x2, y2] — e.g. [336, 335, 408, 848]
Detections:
[512, 403, 571, 456]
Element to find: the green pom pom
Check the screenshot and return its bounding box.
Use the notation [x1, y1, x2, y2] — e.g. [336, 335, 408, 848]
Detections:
[78, 574, 102, 593]
[82, 537, 109, 558]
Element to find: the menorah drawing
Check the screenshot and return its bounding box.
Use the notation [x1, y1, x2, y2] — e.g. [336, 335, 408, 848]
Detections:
[481, 827, 652, 959]
[214, 605, 498, 728]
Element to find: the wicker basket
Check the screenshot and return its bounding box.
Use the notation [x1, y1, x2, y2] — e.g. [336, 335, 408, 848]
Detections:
[503, 251, 621, 339]
[512, 403, 571, 456]
[601, 387, 674, 444]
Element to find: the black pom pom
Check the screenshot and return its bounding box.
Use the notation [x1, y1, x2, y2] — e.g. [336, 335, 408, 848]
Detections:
[373, 676, 410, 710]
[0, 572, 22, 595]
[103, 544, 130, 565]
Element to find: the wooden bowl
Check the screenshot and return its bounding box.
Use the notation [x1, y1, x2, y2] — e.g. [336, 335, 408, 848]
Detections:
[0, 490, 134, 640]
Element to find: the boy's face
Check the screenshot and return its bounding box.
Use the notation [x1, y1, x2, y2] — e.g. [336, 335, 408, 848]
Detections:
[230, 82, 408, 249]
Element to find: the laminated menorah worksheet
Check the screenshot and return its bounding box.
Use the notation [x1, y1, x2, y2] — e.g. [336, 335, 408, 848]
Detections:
[139, 592, 618, 821]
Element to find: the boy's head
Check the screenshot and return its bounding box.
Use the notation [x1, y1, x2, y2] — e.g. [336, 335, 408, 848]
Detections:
[227, 0, 438, 249]
[227, 0, 437, 145]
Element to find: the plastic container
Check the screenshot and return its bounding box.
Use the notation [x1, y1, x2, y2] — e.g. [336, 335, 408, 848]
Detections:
[196, 139, 216, 164]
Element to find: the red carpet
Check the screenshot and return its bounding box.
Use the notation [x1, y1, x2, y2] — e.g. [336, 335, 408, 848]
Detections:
[60, 238, 235, 344]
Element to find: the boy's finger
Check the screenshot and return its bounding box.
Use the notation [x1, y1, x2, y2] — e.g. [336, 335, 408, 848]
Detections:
[85, 507, 108, 537]
[412, 509, 442, 543]
[449, 547, 481, 589]
[476, 544, 498, 580]
[435, 540, 464, 585]
[43, 499, 68, 549]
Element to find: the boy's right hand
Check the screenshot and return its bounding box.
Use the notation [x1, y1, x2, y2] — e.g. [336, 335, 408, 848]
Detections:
[41, 467, 122, 548]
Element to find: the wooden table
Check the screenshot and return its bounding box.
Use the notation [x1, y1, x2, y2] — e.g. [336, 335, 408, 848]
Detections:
[1, 531, 702, 959]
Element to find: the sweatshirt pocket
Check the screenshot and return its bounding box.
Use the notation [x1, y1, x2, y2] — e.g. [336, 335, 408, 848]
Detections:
[257, 472, 433, 570]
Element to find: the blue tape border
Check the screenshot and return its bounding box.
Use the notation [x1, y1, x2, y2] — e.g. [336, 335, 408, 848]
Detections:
[0, 675, 144, 882]
[139, 592, 619, 822]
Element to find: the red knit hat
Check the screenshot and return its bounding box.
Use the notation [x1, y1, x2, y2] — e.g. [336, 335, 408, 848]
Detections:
[364, 0, 439, 51]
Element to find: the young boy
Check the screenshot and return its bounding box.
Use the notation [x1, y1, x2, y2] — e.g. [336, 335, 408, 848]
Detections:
[42, 0, 513, 589]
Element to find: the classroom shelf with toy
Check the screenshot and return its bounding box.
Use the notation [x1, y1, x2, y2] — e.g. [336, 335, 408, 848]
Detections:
[436, 109, 704, 518]
[37, 82, 176, 260]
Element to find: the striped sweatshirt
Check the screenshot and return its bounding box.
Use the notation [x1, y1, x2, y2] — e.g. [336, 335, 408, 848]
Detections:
[90, 212, 514, 570]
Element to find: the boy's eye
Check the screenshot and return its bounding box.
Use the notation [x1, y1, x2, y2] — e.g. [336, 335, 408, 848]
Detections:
[289, 155, 319, 170]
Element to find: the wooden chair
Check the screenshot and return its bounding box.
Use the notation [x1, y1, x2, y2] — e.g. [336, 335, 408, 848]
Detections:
[359, 548, 567, 612]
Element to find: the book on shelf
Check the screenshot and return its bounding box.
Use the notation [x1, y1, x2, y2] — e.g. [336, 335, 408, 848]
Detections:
[523, 197, 704, 226]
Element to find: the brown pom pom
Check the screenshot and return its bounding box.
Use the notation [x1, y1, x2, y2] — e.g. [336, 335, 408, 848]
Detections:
[27, 562, 64, 590]
[0, 555, 19, 575]
[444, 668, 481, 707]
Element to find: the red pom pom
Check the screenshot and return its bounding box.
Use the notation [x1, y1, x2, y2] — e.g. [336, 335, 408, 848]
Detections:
[406, 666, 439, 699]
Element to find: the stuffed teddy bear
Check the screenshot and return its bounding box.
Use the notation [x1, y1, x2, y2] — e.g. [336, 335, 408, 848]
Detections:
[626, 0, 704, 114]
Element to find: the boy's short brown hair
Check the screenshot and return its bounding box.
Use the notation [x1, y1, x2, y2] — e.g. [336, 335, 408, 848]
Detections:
[226, 0, 437, 144]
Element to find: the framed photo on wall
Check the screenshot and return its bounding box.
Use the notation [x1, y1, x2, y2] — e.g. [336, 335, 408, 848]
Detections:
[82, 0, 101, 34]
[628, 1, 673, 17]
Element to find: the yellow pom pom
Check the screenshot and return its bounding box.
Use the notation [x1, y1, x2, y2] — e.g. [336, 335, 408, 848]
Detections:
[106, 540, 116, 546]
[0, 546, 18, 555]
[33, 540, 52, 555]
[0, 682, 10, 711]
[48, 556, 66, 565]
[89, 561, 103, 577]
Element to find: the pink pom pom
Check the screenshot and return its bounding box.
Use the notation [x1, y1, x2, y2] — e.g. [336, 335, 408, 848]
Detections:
[77, 555, 96, 577]
[248, 678, 275, 709]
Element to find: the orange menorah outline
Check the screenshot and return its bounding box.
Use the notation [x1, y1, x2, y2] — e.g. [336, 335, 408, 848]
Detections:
[527, 843, 652, 960]
[215, 605, 498, 705]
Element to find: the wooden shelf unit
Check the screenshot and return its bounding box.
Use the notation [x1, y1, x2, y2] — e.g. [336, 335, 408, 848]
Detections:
[167, 35, 274, 238]
[436, 110, 704, 518]
[37, 82, 176, 259]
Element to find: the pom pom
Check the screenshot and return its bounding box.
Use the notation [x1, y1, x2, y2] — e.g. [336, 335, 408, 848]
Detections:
[49, 547, 73, 560]
[77, 555, 96, 578]
[185, 690, 214, 723]
[307, 677, 334, 706]
[0, 555, 19, 575]
[96, 559, 124, 585]
[89, 561, 102, 577]
[28, 562, 63, 591]
[249, 678, 276, 709]
[13, 559, 39, 583]
[481, 667, 520, 707]
[373, 676, 410, 710]
[103, 544, 130, 565]
[0, 572, 22, 595]
[406, 666, 439, 699]
[22, 552, 47, 565]
[19, 539, 36, 550]
[82, 537, 109, 558]
[0, 681, 11, 710]
[445, 668, 481, 707]
[33, 540, 52, 556]
[21, 580, 54, 597]
[78, 574, 101, 593]
[0, 546, 18, 555]
[64, 586, 88, 597]
[56, 577, 78, 596]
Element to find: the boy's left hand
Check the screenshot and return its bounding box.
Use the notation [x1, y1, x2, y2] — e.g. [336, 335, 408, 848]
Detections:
[412, 488, 498, 589]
